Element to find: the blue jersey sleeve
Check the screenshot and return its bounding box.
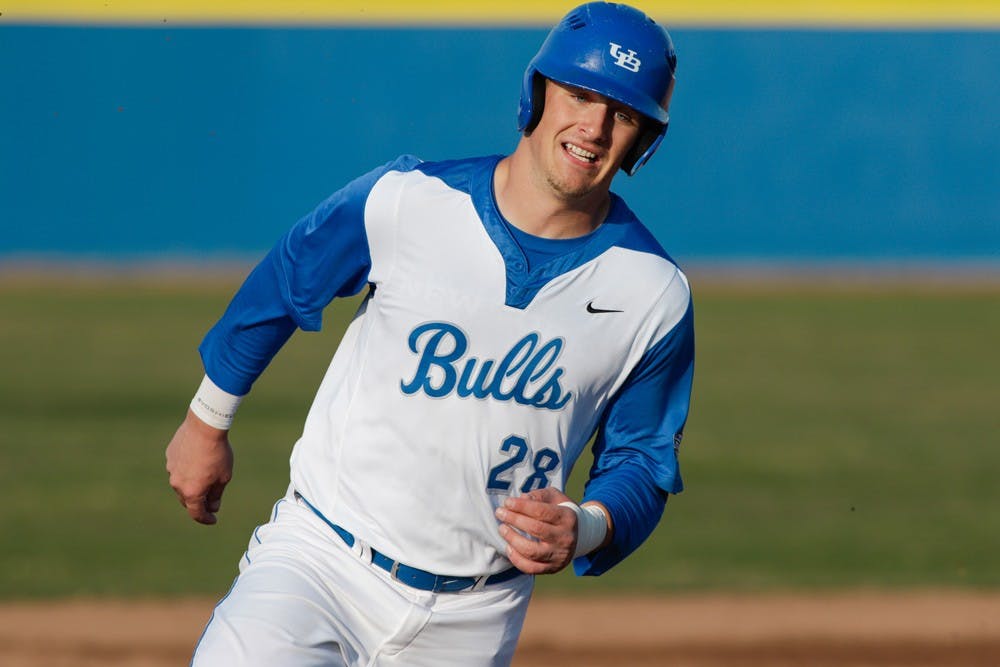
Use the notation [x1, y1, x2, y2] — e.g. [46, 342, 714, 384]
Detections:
[199, 155, 420, 395]
[574, 298, 695, 576]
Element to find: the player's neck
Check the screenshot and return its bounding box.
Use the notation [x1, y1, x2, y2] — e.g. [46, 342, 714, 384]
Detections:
[494, 153, 611, 240]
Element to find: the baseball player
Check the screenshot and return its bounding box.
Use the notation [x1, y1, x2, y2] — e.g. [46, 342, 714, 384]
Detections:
[166, 3, 694, 665]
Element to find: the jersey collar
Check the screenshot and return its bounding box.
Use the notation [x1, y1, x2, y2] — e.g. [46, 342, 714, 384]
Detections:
[471, 155, 632, 310]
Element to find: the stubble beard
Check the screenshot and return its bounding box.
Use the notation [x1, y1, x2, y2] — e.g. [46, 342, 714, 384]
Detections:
[540, 159, 602, 202]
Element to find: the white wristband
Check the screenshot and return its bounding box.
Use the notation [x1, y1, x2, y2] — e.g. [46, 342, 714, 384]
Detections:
[190, 374, 244, 430]
[559, 501, 609, 558]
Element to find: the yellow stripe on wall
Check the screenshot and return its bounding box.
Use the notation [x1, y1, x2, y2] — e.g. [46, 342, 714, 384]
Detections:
[2, 1, 1000, 26]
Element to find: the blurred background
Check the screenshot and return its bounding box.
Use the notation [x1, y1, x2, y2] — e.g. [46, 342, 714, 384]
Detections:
[2, 3, 999, 263]
[1, 0, 998, 606]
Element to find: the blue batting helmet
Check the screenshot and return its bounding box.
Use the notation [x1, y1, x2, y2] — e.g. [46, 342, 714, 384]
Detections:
[518, 2, 677, 176]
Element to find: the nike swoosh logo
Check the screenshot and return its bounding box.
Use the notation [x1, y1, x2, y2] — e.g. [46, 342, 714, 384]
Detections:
[587, 301, 623, 314]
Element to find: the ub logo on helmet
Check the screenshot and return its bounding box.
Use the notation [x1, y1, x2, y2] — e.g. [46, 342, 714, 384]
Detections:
[609, 43, 642, 72]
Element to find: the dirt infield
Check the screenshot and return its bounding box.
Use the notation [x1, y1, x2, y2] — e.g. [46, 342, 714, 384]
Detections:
[1, 592, 997, 666]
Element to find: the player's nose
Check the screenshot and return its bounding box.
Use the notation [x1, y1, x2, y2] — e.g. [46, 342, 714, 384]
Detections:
[576, 104, 612, 145]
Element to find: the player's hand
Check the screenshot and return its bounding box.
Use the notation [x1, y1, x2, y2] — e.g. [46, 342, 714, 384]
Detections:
[165, 409, 234, 525]
[495, 487, 578, 575]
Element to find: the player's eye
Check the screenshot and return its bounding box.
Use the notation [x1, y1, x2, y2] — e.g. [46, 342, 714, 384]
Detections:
[614, 110, 635, 124]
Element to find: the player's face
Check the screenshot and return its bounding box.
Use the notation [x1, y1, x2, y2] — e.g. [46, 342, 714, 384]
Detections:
[528, 79, 643, 201]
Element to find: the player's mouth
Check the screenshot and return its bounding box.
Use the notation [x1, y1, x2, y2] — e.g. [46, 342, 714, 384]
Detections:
[563, 142, 599, 166]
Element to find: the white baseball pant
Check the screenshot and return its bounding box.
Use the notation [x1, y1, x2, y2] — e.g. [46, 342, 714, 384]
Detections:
[191, 490, 533, 666]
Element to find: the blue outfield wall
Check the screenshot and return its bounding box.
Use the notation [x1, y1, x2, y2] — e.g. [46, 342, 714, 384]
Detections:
[1, 26, 998, 263]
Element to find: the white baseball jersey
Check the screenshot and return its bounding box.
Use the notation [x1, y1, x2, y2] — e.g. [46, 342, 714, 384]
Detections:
[201, 154, 694, 579]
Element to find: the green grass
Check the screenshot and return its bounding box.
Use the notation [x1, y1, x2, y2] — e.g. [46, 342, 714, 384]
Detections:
[1, 278, 998, 598]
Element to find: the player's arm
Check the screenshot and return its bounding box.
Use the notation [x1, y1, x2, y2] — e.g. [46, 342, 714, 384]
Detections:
[166, 155, 419, 524]
[496, 336, 687, 575]
[575, 294, 695, 575]
[165, 244, 303, 524]
[498, 275, 694, 575]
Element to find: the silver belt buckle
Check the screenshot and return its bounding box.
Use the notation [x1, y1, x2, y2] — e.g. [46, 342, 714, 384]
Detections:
[355, 539, 372, 564]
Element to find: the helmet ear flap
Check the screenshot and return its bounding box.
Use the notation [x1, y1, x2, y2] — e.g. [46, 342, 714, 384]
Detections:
[622, 119, 667, 176]
[522, 73, 547, 136]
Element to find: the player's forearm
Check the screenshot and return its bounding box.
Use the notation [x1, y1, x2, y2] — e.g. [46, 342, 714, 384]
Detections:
[575, 461, 668, 575]
[199, 249, 299, 396]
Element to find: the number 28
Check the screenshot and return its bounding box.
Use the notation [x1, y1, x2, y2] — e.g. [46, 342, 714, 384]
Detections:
[486, 435, 560, 493]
